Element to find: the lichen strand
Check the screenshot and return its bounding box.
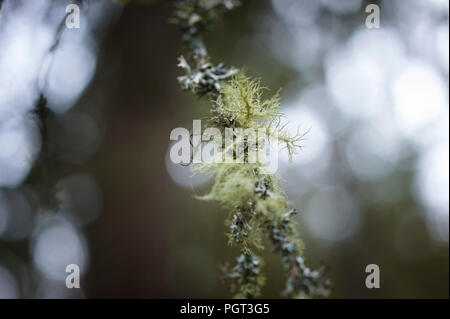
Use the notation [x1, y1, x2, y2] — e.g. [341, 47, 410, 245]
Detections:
[171, 0, 330, 298]
[177, 56, 238, 99]
[221, 252, 265, 299]
[264, 209, 331, 298]
[214, 74, 304, 161]
[171, 0, 239, 98]
[196, 74, 330, 298]
[227, 205, 262, 252]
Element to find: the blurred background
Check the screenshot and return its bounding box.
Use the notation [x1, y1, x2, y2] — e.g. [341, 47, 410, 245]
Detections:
[0, 0, 448, 298]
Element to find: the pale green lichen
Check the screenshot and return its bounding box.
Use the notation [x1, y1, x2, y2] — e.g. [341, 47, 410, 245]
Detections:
[193, 73, 330, 298]
[171, 0, 330, 298]
[212, 74, 305, 162]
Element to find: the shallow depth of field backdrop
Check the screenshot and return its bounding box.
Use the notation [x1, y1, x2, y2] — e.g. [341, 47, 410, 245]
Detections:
[0, 0, 448, 298]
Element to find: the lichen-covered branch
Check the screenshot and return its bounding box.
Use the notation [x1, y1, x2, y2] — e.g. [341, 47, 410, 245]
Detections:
[221, 252, 265, 299]
[170, 0, 330, 298]
[264, 209, 330, 298]
[170, 0, 239, 98]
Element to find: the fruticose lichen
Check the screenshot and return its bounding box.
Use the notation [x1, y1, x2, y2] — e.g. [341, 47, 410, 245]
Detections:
[193, 74, 330, 298]
[170, 0, 330, 298]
